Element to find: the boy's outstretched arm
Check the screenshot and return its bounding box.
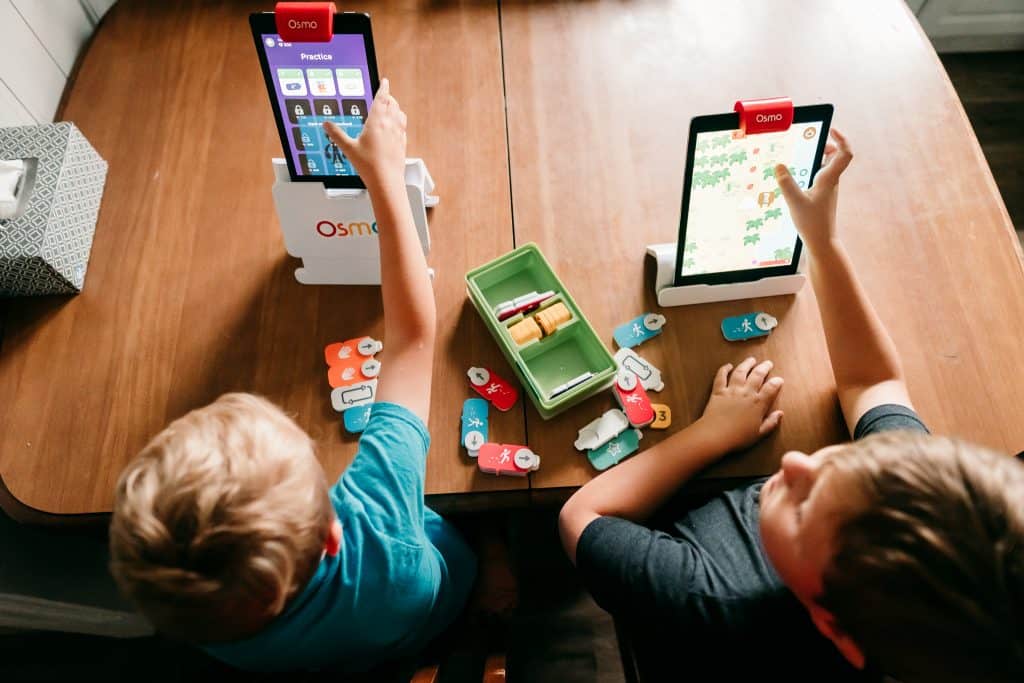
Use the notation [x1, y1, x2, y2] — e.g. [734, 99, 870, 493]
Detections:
[559, 358, 783, 563]
[775, 129, 910, 434]
[325, 79, 435, 425]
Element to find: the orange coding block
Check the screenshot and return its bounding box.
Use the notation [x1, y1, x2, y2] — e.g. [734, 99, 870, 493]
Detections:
[325, 337, 383, 388]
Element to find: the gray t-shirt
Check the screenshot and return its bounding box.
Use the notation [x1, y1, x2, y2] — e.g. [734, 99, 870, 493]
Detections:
[576, 404, 929, 681]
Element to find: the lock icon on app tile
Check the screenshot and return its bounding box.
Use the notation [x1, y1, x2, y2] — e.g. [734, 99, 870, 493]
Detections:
[350, 104, 361, 116]
[294, 104, 304, 117]
[322, 104, 332, 116]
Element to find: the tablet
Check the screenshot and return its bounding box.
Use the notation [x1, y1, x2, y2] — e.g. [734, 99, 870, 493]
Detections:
[250, 12, 380, 188]
[673, 104, 833, 286]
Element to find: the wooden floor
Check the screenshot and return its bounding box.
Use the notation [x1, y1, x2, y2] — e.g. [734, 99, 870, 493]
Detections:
[0, 508, 624, 683]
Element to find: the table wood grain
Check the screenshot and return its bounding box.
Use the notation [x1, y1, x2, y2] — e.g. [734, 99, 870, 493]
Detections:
[4, 0, 1023, 519]
[0, 0, 526, 520]
[499, 0, 1024, 488]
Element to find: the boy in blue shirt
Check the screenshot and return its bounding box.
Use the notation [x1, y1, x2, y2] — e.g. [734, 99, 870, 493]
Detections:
[109, 79, 477, 673]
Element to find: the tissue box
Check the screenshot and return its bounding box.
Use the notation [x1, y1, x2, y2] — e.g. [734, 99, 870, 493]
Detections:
[0, 123, 107, 296]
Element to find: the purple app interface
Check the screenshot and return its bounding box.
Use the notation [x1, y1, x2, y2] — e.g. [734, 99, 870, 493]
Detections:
[261, 33, 372, 177]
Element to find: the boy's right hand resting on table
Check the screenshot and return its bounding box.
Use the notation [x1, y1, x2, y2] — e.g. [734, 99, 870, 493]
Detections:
[699, 357, 785, 454]
[558, 357, 783, 563]
[324, 77, 407, 192]
[774, 128, 853, 250]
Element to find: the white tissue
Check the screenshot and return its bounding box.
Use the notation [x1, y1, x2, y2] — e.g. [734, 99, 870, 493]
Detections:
[0, 159, 25, 220]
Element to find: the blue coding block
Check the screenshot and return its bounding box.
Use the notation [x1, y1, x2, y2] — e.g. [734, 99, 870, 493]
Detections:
[613, 313, 666, 349]
[721, 312, 778, 342]
[460, 398, 489, 456]
[343, 404, 372, 433]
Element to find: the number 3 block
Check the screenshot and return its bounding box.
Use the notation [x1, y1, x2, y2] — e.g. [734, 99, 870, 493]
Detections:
[650, 403, 672, 429]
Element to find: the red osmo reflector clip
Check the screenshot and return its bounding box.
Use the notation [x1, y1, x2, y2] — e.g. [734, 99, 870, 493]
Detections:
[734, 97, 794, 135]
[275, 2, 336, 42]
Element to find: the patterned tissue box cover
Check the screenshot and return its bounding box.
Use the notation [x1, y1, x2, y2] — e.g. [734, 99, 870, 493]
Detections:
[0, 122, 107, 296]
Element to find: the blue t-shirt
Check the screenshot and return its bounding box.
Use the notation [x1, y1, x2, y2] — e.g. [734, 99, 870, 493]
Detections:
[203, 403, 477, 673]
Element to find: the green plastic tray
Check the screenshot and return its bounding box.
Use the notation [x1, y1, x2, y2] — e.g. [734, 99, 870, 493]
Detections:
[465, 243, 616, 419]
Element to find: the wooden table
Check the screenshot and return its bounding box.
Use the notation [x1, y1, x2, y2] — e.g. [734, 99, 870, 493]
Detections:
[499, 0, 1024, 489]
[2, 0, 1023, 521]
[0, 0, 526, 522]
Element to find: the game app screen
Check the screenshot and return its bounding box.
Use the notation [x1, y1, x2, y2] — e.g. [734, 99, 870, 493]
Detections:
[680, 122, 823, 277]
[259, 32, 372, 177]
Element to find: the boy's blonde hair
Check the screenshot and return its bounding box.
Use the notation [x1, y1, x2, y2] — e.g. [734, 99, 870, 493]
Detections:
[110, 393, 332, 643]
[819, 432, 1024, 682]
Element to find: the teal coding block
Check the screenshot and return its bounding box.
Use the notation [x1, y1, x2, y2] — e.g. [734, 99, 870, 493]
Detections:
[343, 404, 372, 433]
[613, 313, 666, 349]
[460, 398, 489, 455]
[721, 312, 778, 342]
[588, 429, 642, 471]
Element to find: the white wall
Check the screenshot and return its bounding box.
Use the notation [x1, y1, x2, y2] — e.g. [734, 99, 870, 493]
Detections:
[915, 0, 1024, 51]
[0, 0, 117, 128]
[0, 0, 142, 637]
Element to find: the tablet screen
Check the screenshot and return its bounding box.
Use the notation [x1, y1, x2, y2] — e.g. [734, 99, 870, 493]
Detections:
[257, 32, 372, 178]
[679, 121, 824, 279]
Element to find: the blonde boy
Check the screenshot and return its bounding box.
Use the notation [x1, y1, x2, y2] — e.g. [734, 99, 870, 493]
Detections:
[110, 80, 477, 673]
[559, 131, 1024, 682]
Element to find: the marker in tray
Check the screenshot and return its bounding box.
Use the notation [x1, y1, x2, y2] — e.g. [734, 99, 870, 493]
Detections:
[549, 371, 594, 399]
[495, 290, 556, 322]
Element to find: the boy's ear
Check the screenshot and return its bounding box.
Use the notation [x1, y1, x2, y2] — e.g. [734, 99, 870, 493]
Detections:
[324, 518, 342, 557]
[808, 604, 865, 669]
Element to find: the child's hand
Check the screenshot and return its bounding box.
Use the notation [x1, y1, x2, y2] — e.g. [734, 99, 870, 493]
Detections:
[775, 128, 853, 251]
[699, 357, 784, 452]
[323, 78, 407, 191]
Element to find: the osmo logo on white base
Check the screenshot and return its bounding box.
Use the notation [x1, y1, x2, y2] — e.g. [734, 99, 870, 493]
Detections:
[270, 157, 434, 285]
[316, 220, 379, 238]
